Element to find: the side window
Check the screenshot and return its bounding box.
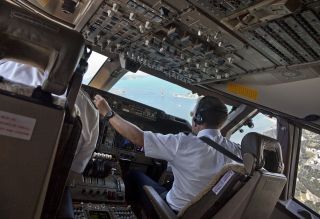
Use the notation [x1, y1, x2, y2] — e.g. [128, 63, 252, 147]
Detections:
[229, 113, 277, 144]
[294, 129, 320, 215]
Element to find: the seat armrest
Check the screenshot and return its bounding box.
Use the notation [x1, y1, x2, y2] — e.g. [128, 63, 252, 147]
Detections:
[143, 186, 177, 219]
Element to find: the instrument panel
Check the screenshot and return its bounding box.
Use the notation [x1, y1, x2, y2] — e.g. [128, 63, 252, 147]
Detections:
[73, 202, 136, 219]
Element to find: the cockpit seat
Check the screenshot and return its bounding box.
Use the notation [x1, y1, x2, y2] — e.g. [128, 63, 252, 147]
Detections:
[0, 1, 84, 219]
[143, 132, 287, 219]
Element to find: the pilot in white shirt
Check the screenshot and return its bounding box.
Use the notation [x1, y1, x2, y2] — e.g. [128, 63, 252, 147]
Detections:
[144, 129, 241, 211]
[0, 60, 99, 174]
[93, 94, 241, 215]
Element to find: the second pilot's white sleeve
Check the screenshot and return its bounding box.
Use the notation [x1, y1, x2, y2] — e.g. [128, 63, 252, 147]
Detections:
[0, 60, 48, 86]
[143, 132, 184, 162]
[70, 90, 99, 173]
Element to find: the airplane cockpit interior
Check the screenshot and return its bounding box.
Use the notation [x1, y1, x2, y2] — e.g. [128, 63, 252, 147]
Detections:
[0, 0, 320, 219]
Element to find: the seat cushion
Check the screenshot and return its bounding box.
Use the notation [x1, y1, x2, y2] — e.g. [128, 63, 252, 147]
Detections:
[178, 163, 246, 218]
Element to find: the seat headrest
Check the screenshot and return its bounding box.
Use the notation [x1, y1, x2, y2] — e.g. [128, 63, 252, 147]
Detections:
[241, 132, 284, 174]
[0, 1, 85, 95]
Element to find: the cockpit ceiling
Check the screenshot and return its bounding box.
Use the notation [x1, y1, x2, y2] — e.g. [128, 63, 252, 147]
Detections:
[17, 0, 320, 86]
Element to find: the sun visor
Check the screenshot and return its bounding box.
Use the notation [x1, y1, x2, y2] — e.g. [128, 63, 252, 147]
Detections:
[0, 1, 85, 95]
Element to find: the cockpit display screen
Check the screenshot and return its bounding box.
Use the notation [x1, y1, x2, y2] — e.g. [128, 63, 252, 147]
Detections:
[89, 211, 111, 219]
[115, 133, 144, 152]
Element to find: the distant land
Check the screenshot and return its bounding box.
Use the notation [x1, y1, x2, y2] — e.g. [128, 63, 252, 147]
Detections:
[173, 92, 199, 100]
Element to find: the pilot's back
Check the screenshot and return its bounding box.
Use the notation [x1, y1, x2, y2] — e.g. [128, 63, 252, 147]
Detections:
[166, 129, 241, 212]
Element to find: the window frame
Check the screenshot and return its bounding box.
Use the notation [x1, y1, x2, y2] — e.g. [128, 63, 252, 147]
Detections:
[227, 110, 278, 143]
[291, 126, 320, 217]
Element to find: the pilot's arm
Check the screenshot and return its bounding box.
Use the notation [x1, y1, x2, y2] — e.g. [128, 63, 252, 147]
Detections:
[94, 94, 145, 146]
[94, 95, 181, 161]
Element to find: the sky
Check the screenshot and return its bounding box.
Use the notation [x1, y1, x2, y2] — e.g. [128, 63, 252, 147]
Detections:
[82, 51, 108, 85]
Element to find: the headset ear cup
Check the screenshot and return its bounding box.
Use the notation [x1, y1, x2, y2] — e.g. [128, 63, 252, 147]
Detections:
[194, 112, 203, 125]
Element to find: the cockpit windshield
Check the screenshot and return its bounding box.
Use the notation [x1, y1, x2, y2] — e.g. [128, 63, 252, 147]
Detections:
[109, 71, 199, 123]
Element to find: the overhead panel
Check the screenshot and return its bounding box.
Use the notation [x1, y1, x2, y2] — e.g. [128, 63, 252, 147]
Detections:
[220, 0, 301, 31]
[78, 0, 320, 86]
[80, 0, 274, 84]
[189, 0, 262, 20]
[20, 0, 320, 87]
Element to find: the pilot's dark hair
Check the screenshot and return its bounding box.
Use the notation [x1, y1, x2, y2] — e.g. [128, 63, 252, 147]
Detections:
[193, 96, 228, 128]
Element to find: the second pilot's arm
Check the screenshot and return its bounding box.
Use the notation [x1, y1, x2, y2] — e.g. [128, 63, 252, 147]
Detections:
[71, 89, 100, 174]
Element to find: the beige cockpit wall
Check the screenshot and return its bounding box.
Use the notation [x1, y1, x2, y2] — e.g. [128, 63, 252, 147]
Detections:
[204, 67, 320, 126]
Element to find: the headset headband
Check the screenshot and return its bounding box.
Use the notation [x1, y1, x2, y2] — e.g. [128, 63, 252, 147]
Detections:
[197, 106, 228, 114]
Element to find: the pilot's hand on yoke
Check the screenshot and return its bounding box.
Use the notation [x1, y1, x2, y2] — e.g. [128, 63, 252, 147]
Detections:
[93, 94, 144, 147]
[93, 94, 111, 116]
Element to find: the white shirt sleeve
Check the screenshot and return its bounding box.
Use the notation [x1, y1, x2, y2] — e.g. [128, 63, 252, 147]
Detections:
[233, 143, 242, 157]
[70, 89, 99, 173]
[143, 131, 184, 162]
[0, 60, 47, 86]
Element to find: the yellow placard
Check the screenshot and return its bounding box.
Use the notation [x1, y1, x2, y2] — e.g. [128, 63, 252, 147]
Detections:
[227, 82, 258, 101]
[36, 0, 50, 7]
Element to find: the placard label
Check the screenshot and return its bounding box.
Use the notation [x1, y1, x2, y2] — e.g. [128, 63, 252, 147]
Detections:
[212, 170, 235, 195]
[0, 110, 36, 140]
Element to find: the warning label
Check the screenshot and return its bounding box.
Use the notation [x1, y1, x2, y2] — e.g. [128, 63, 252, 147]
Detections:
[0, 110, 36, 141]
[212, 170, 235, 195]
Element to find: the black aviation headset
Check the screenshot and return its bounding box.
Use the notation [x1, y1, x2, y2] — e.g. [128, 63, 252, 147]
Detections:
[193, 96, 228, 125]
